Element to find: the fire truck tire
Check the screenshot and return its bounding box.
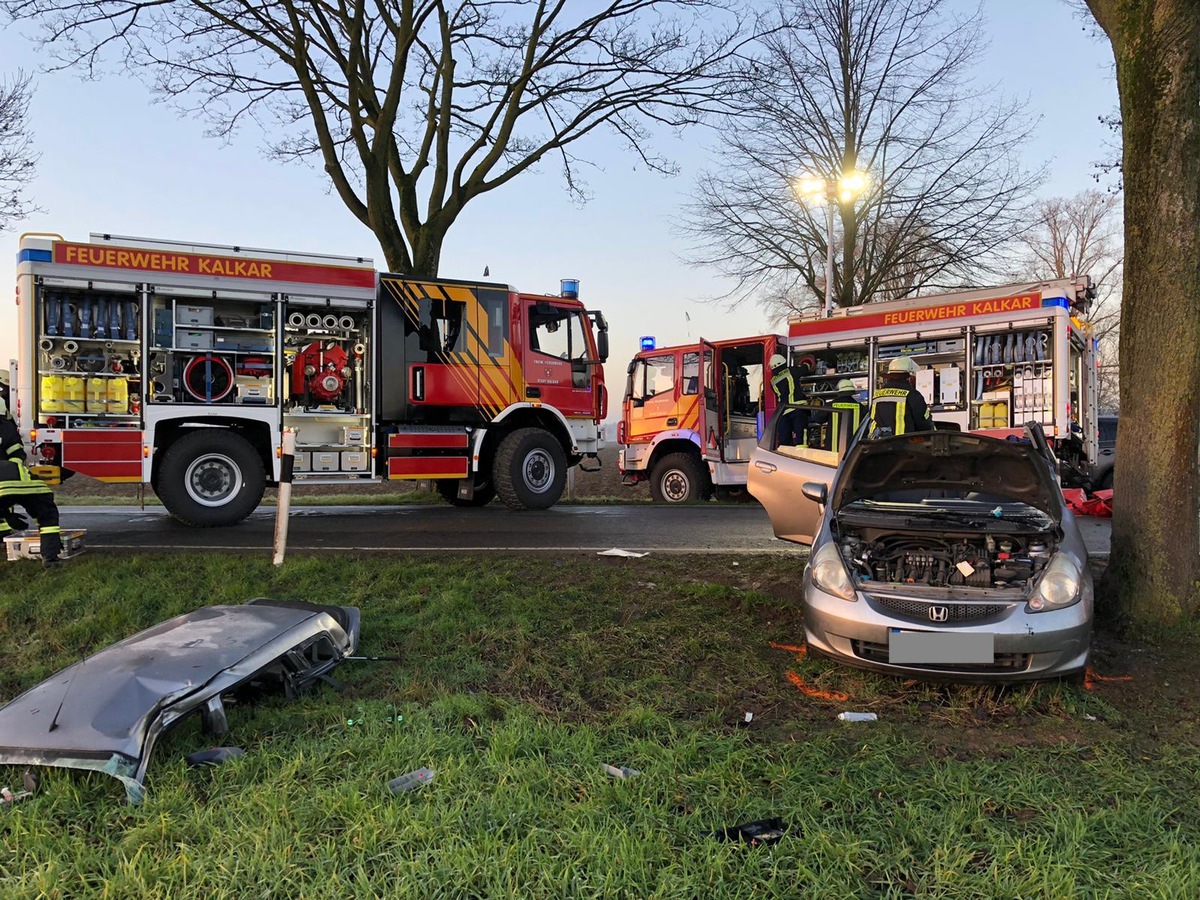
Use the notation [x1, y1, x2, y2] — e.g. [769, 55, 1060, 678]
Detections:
[493, 428, 568, 510]
[156, 430, 266, 527]
[649, 452, 711, 503]
[435, 477, 496, 507]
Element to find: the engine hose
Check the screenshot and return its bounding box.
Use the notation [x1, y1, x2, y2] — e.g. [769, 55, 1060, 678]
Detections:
[50, 355, 67, 370]
[353, 342, 366, 356]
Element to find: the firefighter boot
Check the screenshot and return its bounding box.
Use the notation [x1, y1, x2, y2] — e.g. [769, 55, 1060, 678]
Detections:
[39, 527, 63, 569]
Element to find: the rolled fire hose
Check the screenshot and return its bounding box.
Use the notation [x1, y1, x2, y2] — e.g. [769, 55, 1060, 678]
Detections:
[38, 338, 54, 352]
[323, 314, 339, 330]
[288, 311, 307, 329]
[339, 315, 356, 331]
[50, 356, 67, 370]
[353, 342, 366, 357]
[63, 340, 79, 355]
[306, 313, 323, 329]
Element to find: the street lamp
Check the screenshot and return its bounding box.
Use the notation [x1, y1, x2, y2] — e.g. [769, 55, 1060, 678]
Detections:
[794, 169, 870, 318]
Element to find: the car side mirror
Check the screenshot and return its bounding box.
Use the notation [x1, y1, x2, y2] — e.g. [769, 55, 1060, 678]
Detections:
[801, 482, 827, 504]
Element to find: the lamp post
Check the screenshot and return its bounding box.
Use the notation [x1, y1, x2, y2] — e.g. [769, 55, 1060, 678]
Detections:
[794, 170, 870, 318]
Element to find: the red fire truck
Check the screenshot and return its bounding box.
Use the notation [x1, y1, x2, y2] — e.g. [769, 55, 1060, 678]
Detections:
[785, 277, 1101, 486]
[618, 334, 786, 501]
[11, 233, 608, 525]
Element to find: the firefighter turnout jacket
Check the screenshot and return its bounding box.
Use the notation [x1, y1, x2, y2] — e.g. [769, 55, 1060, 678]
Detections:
[0, 415, 62, 562]
[868, 376, 933, 438]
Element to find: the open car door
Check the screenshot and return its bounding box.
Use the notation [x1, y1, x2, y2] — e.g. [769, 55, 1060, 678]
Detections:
[748, 403, 857, 544]
[698, 340, 721, 463]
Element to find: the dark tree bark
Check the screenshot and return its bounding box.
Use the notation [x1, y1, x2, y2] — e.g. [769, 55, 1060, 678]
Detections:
[2, 0, 748, 275]
[1085, 0, 1200, 627]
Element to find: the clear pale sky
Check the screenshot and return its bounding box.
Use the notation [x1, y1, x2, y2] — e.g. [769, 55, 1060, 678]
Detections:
[1, 1, 1116, 414]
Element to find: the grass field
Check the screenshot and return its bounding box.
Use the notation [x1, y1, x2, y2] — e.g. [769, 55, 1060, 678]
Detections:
[1, 553, 1198, 898]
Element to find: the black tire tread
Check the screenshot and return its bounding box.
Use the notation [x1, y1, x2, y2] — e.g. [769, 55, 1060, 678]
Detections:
[156, 430, 266, 527]
[493, 427, 567, 510]
[649, 451, 710, 503]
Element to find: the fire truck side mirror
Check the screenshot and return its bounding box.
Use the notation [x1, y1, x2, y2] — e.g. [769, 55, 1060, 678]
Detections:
[596, 328, 609, 364]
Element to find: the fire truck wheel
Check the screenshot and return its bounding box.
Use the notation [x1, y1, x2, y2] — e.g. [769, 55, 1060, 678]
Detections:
[650, 452, 710, 503]
[157, 430, 266, 527]
[435, 478, 496, 507]
[494, 428, 568, 510]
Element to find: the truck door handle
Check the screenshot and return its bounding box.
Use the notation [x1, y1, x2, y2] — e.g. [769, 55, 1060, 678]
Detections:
[412, 366, 425, 402]
[526, 386, 541, 399]
[754, 461, 777, 473]
[666, 417, 678, 427]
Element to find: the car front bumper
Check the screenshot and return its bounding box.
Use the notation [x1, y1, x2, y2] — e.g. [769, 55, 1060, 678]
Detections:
[802, 569, 1092, 682]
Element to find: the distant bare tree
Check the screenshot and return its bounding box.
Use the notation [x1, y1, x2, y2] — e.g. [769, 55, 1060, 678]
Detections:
[3, 0, 748, 274]
[0, 70, 38, 231]
[680, 0, 1042, 319]
[1015, 189, 1123, 409]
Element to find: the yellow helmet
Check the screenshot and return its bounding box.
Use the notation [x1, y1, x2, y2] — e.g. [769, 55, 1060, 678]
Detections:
[887, 356, 918, 375]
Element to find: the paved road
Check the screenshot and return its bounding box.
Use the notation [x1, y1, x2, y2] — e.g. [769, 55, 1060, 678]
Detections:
[58, 503, 1114, 557]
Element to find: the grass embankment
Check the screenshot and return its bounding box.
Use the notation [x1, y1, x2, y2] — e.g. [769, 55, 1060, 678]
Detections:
[1, 554, 1197, 898]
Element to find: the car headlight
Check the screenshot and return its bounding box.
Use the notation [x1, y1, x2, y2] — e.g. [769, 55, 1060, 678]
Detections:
[809, 542, 856, 601]
[1027, 554, 1082, 612]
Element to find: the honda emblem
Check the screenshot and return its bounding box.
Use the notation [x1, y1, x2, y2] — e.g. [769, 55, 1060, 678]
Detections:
[928, 606, 949, 623]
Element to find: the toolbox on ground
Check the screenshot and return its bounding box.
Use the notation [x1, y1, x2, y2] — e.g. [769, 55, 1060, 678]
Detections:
[4, 529, 88, 562]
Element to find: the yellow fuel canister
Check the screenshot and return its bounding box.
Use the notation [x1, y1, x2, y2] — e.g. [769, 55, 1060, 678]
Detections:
[978, 402, 995, 429]
[993, 401, 1009, 429]
[62, 376, 86, 413]
[86, 377, 108, 413]
[40, 374, 64, 413]
[107, 377, 129, 415]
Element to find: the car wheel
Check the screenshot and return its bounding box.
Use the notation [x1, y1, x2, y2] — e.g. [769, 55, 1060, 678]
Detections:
[493, 428, 568, 510]
[435, 477, 496, 507]
[649, 452, 710, 503]
[156, 430, 266, 527]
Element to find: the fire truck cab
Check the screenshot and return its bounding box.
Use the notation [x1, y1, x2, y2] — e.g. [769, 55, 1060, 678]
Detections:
[618, 334, 785, 502]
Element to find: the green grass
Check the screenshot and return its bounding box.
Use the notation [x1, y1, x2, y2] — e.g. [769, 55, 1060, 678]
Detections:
[1, 554, 1197, 898]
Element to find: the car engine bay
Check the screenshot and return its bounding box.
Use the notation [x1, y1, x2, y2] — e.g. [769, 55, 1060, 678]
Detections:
[836, 528, 1056, 591]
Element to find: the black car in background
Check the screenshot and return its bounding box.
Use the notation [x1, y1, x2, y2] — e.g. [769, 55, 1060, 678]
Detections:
[1092, 415, 1117, 491]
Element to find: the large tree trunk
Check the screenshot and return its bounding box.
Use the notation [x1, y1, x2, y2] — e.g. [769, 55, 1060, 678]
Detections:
[1088, 0, 1200, 627]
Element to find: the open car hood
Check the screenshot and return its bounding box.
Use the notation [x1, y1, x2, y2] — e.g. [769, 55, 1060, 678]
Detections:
[0, 598, 359, 803]
[833, 431, 1063, 521]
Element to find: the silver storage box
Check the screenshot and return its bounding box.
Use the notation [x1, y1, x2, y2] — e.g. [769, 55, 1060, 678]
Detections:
[293, 451, 312, 473]
[341, 426, 366, 445]
[312, 451, 339, 472]
[341, 451, 370, 472]
[176, 305, 214, 326]
[177, 329, 213, 350]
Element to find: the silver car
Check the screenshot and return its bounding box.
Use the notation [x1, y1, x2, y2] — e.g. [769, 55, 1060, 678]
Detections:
[749, 410, 1092, 682]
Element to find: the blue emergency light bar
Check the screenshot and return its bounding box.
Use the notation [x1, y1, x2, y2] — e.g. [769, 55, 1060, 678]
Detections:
[640, 336, 656, 352]
[560, 278, 579, 299]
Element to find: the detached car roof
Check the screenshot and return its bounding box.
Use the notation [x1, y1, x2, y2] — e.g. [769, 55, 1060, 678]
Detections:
[0, 598, 359, 802]
[834, 430, 1064, 520]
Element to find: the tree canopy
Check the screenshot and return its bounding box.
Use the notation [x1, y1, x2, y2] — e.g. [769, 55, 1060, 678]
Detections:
[681, 0, 1041, 317]
[3, 0, 750, 273]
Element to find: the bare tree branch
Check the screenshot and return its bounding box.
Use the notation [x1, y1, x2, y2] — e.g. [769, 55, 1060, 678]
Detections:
[678, 0, 1043, 319]
[0, 70, 39, 231]
[2, 0, 753, 273]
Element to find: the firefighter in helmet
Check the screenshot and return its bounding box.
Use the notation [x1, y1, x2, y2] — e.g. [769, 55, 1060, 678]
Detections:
[769, 353, 813, 446]
[0, 389, 64, 568]
[868, 356, 933, 438]
[829, 378, 867, 451]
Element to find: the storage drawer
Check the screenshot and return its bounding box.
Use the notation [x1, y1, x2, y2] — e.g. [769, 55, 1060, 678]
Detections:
[293, 451, 312, 473]
[341, 451, 370, 472]
[176, 305, 214, 326]
[312, 451, 339, 472]
[177, 330, 213, 350]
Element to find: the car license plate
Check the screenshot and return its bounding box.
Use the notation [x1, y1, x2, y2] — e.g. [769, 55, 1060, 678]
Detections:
[888, 630, 994, 664]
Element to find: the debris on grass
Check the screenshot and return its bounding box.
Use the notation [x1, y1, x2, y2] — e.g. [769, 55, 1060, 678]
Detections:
[597, 548, 649, 558]
[601, 764, 640, 779]
[837, 712, 878, 722]
[388, 767, 435, 794]
[709, 817, 787, 846]
[185, 747, 246, 768]
[785, 671, 850, 702]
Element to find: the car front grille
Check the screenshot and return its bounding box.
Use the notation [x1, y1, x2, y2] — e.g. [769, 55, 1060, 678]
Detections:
[851, 639, 1030, 673]
[868, 595, 1011, 624]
